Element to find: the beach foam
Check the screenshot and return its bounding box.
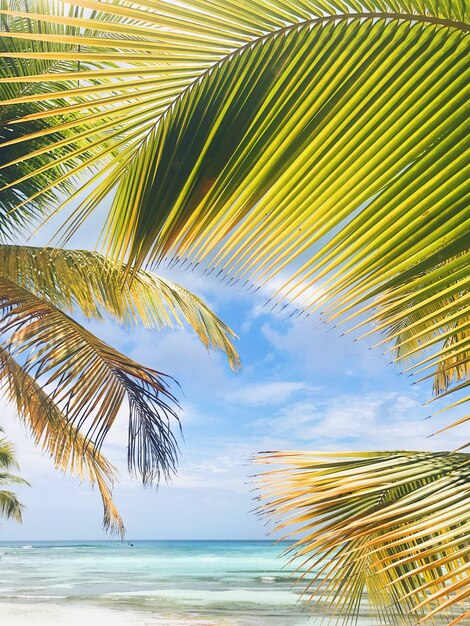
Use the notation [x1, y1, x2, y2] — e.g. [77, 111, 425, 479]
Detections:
[0, 602, 223, 626]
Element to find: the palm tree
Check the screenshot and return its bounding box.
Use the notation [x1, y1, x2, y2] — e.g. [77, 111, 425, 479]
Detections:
[0, 0, 468, 620]
[0, 428, 29, 523]
[0, 4, 241, 535]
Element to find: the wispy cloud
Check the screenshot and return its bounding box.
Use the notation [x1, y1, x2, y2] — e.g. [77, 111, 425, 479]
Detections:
[226, 380, 314, 406]
[252, 391, 465, 452]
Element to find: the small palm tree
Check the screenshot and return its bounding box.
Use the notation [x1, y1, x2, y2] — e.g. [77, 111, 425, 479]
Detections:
[0, 428, 29, 523]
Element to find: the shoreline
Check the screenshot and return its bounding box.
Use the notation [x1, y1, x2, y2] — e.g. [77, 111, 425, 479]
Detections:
[0, 602, 228, 626]
[0, 598, 377, 626]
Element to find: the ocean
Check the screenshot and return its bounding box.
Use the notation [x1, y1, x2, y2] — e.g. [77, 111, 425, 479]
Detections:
[0, 540, 375, 625]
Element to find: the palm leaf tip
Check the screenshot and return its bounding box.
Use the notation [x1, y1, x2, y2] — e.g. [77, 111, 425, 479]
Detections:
[255, 451, 470, 625]
[121, 366, 181, 485]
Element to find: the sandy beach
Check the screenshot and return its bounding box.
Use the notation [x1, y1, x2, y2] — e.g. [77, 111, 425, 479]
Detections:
[0, 603, 226, 626]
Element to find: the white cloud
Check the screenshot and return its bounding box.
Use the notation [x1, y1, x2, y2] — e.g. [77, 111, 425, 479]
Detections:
[253, 391, 465, 452]
[226, 380, 313, 406]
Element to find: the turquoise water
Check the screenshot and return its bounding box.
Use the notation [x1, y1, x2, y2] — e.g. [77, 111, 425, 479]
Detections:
[0, 540, 315, 625]
[0, 540, 460, 625]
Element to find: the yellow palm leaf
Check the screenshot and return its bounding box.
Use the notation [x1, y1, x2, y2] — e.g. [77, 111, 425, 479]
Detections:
[0, 245, 240, 370]
[256, 451, 470, 624]
[0, 348, 125, 535]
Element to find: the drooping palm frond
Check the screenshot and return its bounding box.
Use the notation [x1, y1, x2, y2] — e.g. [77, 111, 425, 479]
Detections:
[0, 348, 124, 535]
[0, 245, 240, 369]
[256, 451, 470, 625]
[0, 275, 180, 485]
[0, 244, 239, 525]
[0, 427, 28, 522]
[1, 0, 468, 426]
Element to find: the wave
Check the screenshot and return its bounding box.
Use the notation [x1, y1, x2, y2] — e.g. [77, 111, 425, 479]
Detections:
[2, 594, 64, 600]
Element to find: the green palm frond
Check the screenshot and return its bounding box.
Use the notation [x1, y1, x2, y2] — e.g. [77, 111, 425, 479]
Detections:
[0, 427, 18, 470]
[0, 245, 240, 369]
[256, 451, 470, 625]
[0, 275, 179, 485]
[0, 489, 24, 522]
[0, 0, 119, 238]
[1, 0, 468, 425]
[0, 430, 28, 523]
[0, 347, 124, 535]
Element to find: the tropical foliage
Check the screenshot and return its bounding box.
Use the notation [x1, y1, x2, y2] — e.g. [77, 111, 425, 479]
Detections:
[0, 249, 239, 534]
[0, 0, 468, 620]
[0, 3, 240, 533]
[0, 0, 468, 427]
[0, 428, 28, 523]
[0, 248, 240, 534]
[257, 451, 470, 624]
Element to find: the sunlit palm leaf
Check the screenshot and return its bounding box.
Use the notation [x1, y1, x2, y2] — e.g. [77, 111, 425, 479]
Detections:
[1, 0, 468, 427]
[0, 245, 239, 522]
[0, 0, 120, 238]
[256, 451, 470, 625]
[0, 428, 28, 522]
[0, 245, 240, 370]
[0, 348, 125, 535]
[0, 275, 179, 484]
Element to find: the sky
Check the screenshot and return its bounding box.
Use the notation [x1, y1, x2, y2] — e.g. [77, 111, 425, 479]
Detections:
[0, 207, 466, 541]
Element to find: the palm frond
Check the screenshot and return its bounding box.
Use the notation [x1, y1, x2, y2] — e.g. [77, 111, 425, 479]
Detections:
[0, 347, 124, 535]
[0, 0, 120, 238]
[0, 431, 28, 522]
[0, 489, 24, 522]
[347, 253, 470, 435]
[0, 245, 240, 370]
[1, 0, 467, 426]
[0, 429, 19, 470]
[0, 275, 179, 485]
[256, 451, 470, 625]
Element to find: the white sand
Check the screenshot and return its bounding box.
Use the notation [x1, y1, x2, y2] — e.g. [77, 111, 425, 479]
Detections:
[0, 602, 227, 626]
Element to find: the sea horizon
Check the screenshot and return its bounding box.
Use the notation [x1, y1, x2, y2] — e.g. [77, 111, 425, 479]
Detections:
[0, 538, 286, 542]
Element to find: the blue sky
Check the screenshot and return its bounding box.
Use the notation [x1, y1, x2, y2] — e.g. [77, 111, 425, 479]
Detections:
[0, 207, 466, 540]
